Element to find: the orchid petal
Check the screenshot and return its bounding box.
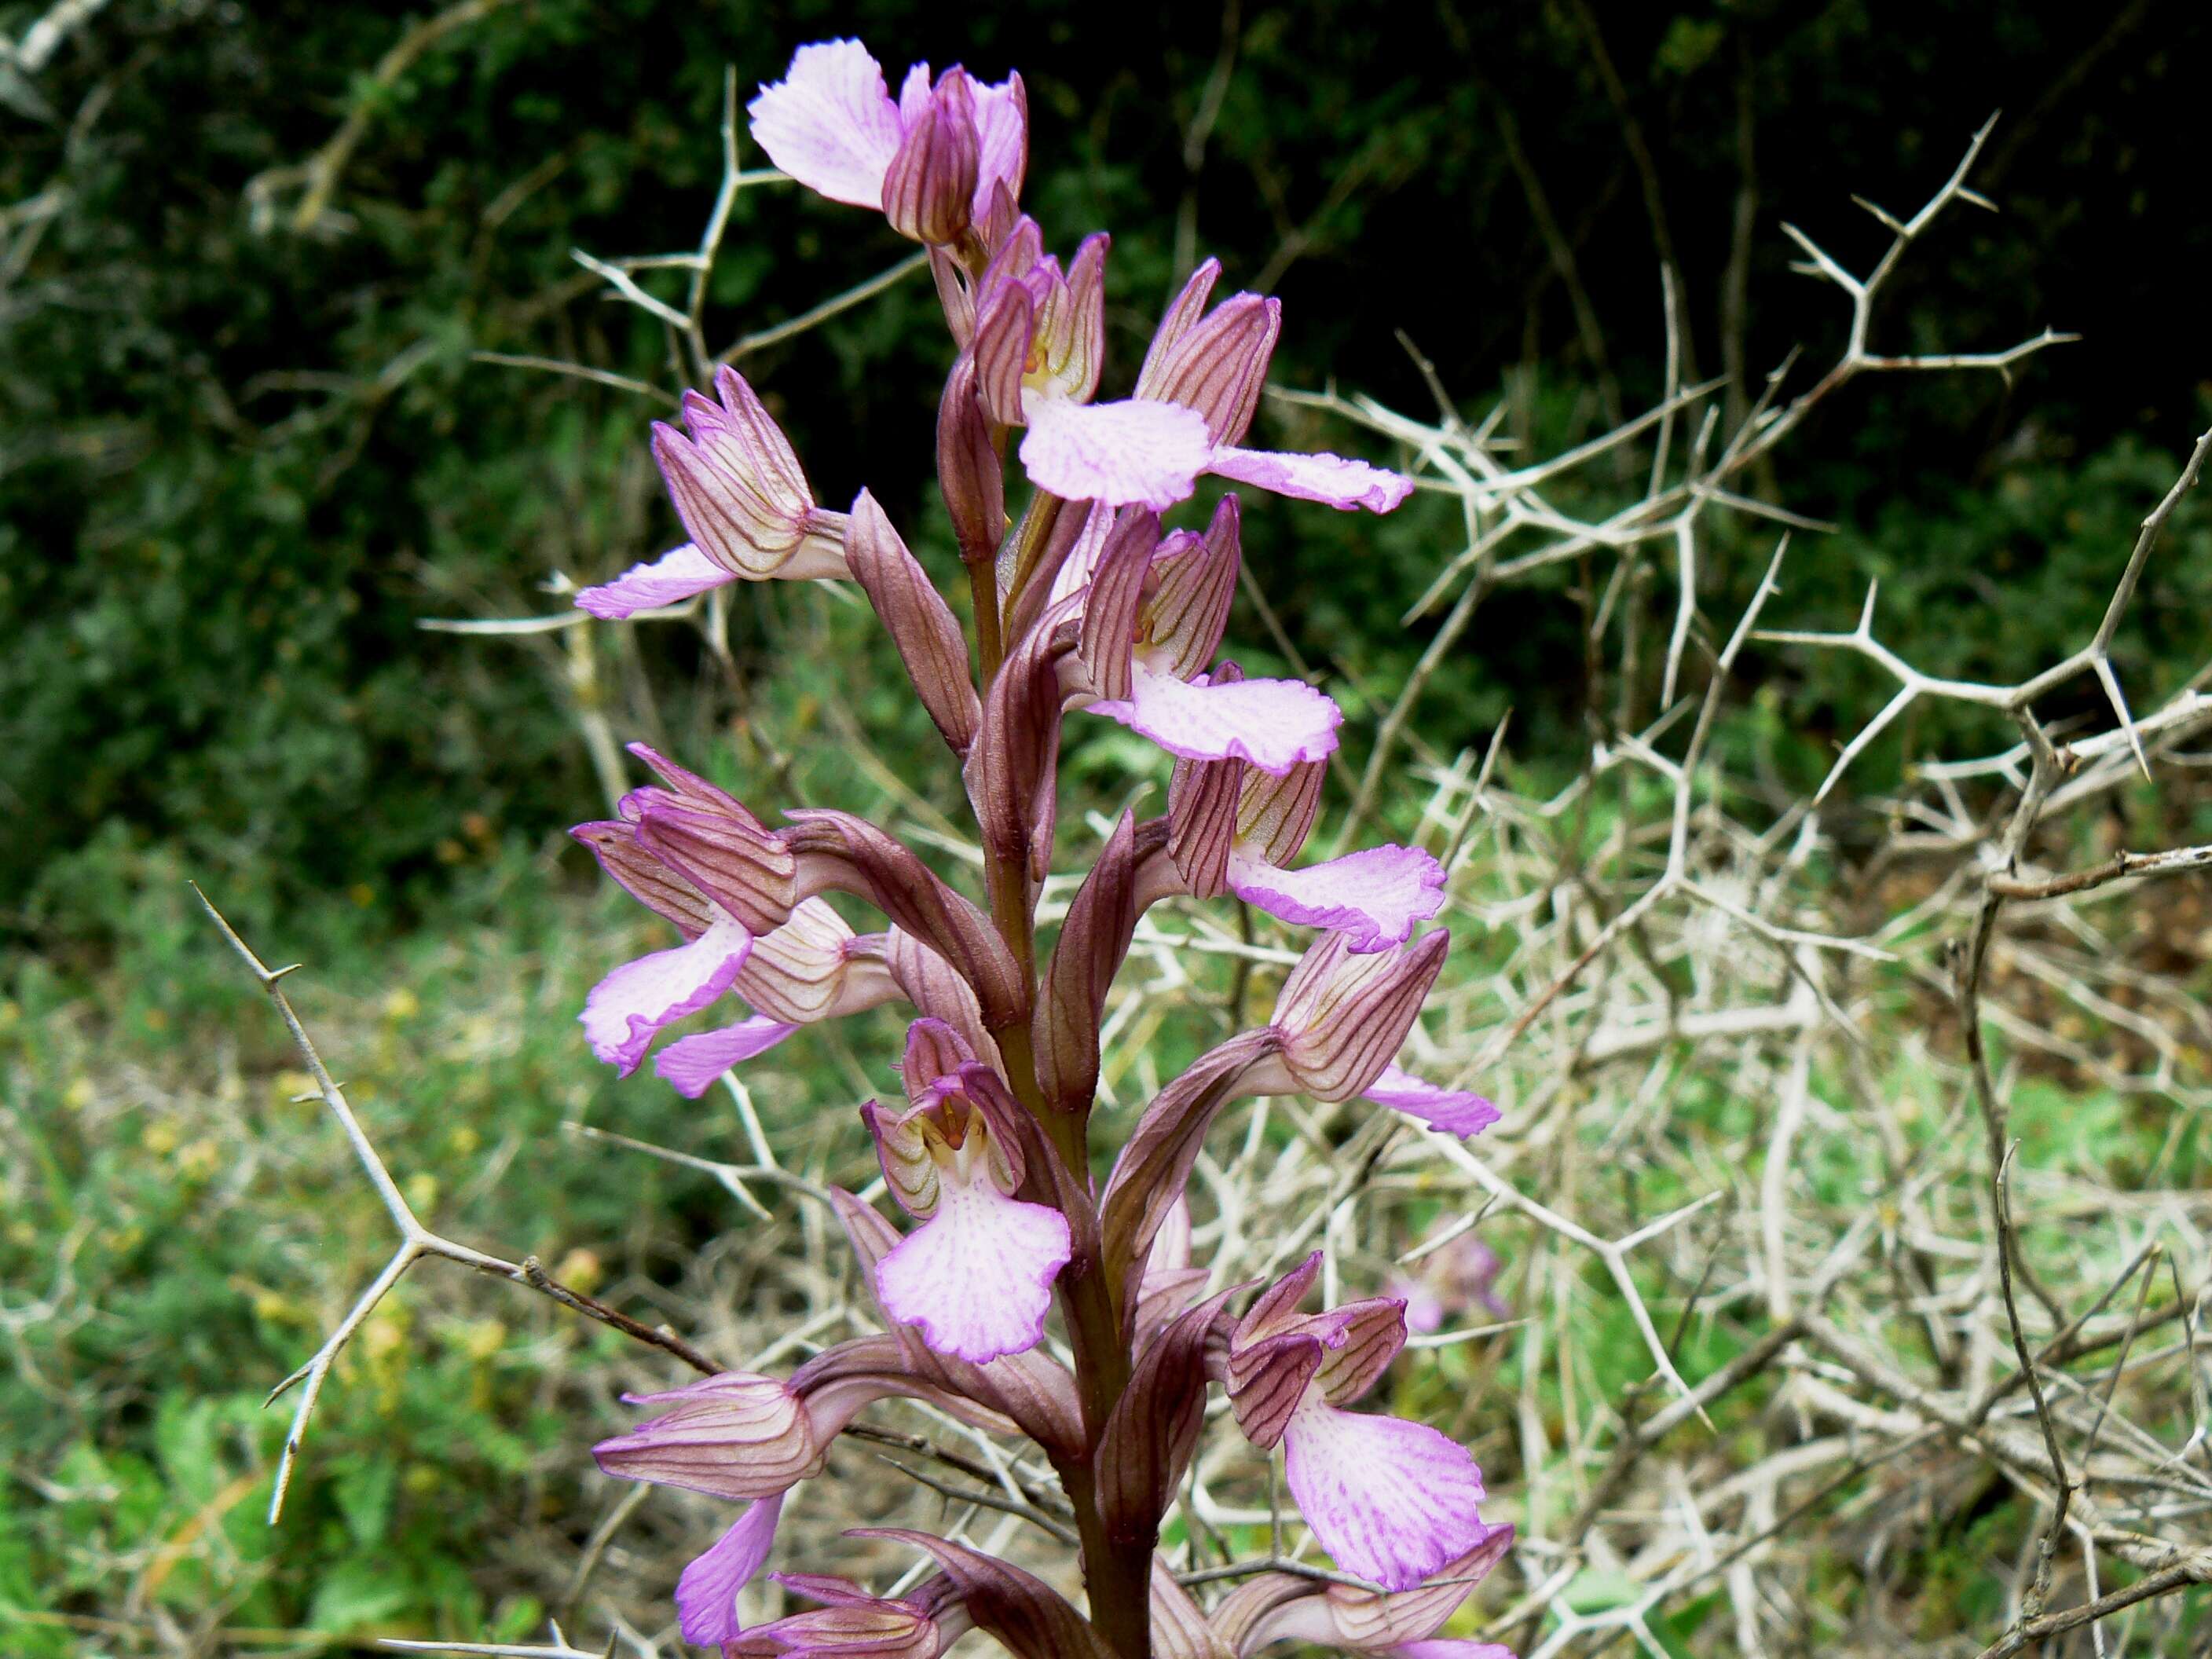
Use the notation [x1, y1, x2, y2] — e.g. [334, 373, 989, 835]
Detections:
[748, 40, 904, 208]
[875, 1185, 1072, 1364]
[1392, 1643, 1518, 1659]
[1092, 660, 1342, 775]
[655, 1016, 803, 1098]
[1018, 395, 1210, 510]
[1363, 1064, 1501, 1139]
[1283, 1397, 1490, 1592]
[970, 74, 1027, 219]
[580, 916, 753, 1075]
[1227, 844, 1445, 952]
[675, 1492, 786, 1647]
[575, 543, 735, 619]
[1209, 445, 1415, 513]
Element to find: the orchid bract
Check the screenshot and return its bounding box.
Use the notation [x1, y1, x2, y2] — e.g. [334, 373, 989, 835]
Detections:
[573, 35, 1508, 1657]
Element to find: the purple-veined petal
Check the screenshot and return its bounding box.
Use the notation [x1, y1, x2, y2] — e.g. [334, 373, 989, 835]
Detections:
[1363, 1064, 1501, 1139]
[580, 916, 753, 1075]
[1209, 445, 1415, 513]
[1282, 1396, 1490, 1592]
[1091, 660, 1342, 775]
[1392, 1644, 1518, 1659]
[675, 1492, 786, 1647]
[874, 1185, 1072, 1364]
[970, 73, 1027, 219]
[1018, 395, 1210, 510]
[748, 40, 905, 208]
[576, 543, 735, 619]
[1226, 844, 1445, 952]
[655, 1016, 802, 1098]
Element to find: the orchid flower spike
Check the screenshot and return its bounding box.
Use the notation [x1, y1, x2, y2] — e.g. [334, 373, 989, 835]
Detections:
[862, 1033, 1073, 1364]
[749, 39, 1027, 249]
[559, 34, 1511, 1648]
[1223, 1255, 1492, 1591]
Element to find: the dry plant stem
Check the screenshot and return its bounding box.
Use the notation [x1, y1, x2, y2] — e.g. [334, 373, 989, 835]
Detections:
[191, 885, 722, 1523]
[1993, 1143, 2073, 1625]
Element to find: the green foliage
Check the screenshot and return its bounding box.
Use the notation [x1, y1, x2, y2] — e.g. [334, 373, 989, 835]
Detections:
[6, 0, 2210, 954]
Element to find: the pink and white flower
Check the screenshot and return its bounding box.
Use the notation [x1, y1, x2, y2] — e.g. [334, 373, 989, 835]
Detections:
[862, 1037, 1072, 1364]
[1066, 498, 1346, 773]
[577, 367, 848, 620]
[749, 39, 1027, 245]
[570, 745, 795, 1074]
[1223, 1255, 1492, 1591]
[1166, 720, 1445, 952]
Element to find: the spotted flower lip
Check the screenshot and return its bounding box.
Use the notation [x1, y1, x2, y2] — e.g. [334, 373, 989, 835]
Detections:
[748, 39, 1027, 243]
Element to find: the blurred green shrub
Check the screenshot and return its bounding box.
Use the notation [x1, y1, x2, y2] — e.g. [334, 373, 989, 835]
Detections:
[5, 0, 2207, 954]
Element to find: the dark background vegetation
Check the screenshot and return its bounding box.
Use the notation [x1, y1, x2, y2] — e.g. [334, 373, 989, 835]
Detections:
[5, 1, 2210, 1650]
[6, 0, 2209, 949]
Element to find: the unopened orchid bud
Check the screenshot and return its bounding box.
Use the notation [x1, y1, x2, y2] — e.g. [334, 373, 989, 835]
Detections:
[592, 1373, 825, 1501]
[883, 68, 980, 245]
[727, 1573, 965, 1659]
[846, 491, 980, 754]
[937, 357, 1005, 565]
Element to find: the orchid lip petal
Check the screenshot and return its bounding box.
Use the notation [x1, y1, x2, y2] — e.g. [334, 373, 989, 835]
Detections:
[1363, 1063, 1502, 1138]
[873, 1183, 1072, 1364]
[654, 1016, 802, 1098]
[575, 544, 736, 619]
[747, 39, 904, 208]
[1226, 844, 1446, 951]
[579, 916, 753, 1075]
[1090, 660, 1342, 775]
[1208, 445, 1415, 512]
[674, 1492, 786, 1647]
[1281, 1394, 1490, 1592]
[1016, 394, 1210, 509]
